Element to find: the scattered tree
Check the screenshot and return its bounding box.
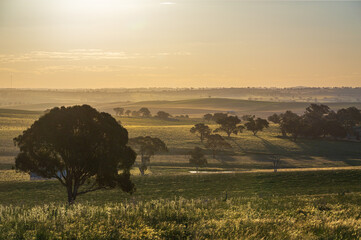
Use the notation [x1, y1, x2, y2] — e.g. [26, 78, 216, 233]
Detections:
[132, 110, 140, 117]
[190, 123, 211, 143]
[113, 107, 125, 116]
[203, 113, 213, 122]
[212, 112, 228, 122]
[244, 116, 269, 136]
[14, 105, 136, 204]
[125, 109, 131, 116]
[241, 114, 254, 121]
[270, 155, 281, 173]
[204, 134, 232, 158]
[214, 115, 243, 137]
[128, 136, 168, 175]
[279, 111, 304, 141]
[138, 107, 151, 117]
[337, 107, 361, 135]
[156, 111, 171, 120]
[189, 147, 207, 171]
[268, 113, 281, 124]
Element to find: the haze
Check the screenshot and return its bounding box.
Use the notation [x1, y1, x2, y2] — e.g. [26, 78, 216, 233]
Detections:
[0, 0, 360, 88]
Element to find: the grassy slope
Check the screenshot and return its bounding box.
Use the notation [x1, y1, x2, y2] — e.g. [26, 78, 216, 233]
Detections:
[1, 112, 360, 170]
[1, 109, 361, 239]
[102, 98, 361, 116]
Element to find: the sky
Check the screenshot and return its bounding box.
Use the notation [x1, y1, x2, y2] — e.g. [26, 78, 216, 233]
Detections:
[0, 0, 360, 88]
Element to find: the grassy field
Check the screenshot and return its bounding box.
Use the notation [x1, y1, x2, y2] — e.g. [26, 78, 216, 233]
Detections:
[104, 98, 361, 117]
[1, 107, 361, 239]
[1, 170, 361, 239]
[1, 108, 361, 171]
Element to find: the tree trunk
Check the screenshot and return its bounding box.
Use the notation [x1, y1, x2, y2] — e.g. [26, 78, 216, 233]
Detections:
[67, 186, 74, 205]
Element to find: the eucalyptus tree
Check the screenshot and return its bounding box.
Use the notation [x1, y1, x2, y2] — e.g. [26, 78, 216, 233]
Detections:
[14, 105, 136, 204]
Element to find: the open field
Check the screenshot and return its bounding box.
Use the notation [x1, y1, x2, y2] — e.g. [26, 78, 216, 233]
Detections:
[106, 98, 361, 117]
[1, 106, 361, 239]
[1, 170, 361, 239]
[1, 108, 360, 171]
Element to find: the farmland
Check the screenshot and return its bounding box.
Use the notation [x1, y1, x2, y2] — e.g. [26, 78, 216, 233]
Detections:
[1, 105, 361, 239]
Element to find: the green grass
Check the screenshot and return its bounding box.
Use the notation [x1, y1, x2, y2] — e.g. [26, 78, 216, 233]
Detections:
[1, 108, 361, 239]
[2, 169, 361, 205]
[1, 170, 361, 239]
[1, 111, 360, 171]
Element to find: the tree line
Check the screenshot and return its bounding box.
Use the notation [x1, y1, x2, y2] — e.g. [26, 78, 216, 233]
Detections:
[113, 107, 182, 120]
[267, 104, 361, 141]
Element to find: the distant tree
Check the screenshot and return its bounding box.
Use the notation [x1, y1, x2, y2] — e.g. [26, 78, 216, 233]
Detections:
[189, 147, 207, 171]
[302, 104, 330, 138]
[241, 114, 254, 121]
[131, 110, 140, 117]
[125, 109, 131, 116]
[268, 113, 285, 136]
[190, 123, 211, 143]
[279, 111, 304, 141]
[212, 113, 228, 122]
[156, 111, 171, 119]
[204, 134, 232, 158]
[268, 113, 282, 124]
[203, 113, 213, 122]
[244, 116, 269, 136]
[128, 136, 168, 175]
[270, 155, 281, 173]
[113, 107, 125, 116]
[138, 107, 151, 117]
[14, 105, 136, 204]
[337, 107, 361, 135]
[214, 115, 243, 137]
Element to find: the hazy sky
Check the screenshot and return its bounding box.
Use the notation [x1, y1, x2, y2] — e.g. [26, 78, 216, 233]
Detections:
[0, 0, 360, 88]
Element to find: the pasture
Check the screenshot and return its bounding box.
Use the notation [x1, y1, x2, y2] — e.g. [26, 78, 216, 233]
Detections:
[1, 107, 361, 239]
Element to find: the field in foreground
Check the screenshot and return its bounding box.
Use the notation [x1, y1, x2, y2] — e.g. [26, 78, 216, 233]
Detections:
[1, 170, 361, 239]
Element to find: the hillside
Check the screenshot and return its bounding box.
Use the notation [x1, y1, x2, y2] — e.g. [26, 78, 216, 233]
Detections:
[102, 98, 361, 117]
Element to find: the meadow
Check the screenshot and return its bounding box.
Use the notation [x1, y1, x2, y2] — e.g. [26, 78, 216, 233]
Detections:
[1, 107, 361, 239]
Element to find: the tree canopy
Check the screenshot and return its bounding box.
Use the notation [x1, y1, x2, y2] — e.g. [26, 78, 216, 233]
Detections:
[190, 123, 211, 143]
[214, 115, 243, 137]
[203, 113, 213, 122]
[244, 116, 269, 136]
[156, 111, 171, 119]
[113, 107, 125, 116]
[128, 136, 168, 175]
[189, 147, 207, 170]
[204, 134, 232, 158]
[14, 105, 136, 204]
[139, 107, 151, 117]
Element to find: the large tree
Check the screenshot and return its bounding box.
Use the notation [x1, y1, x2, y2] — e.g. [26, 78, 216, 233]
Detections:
[214, 115, 243, 137]
[14, 105, 136, 204]
[190, 123, 211, 143]
[128, 136, 168, 175]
